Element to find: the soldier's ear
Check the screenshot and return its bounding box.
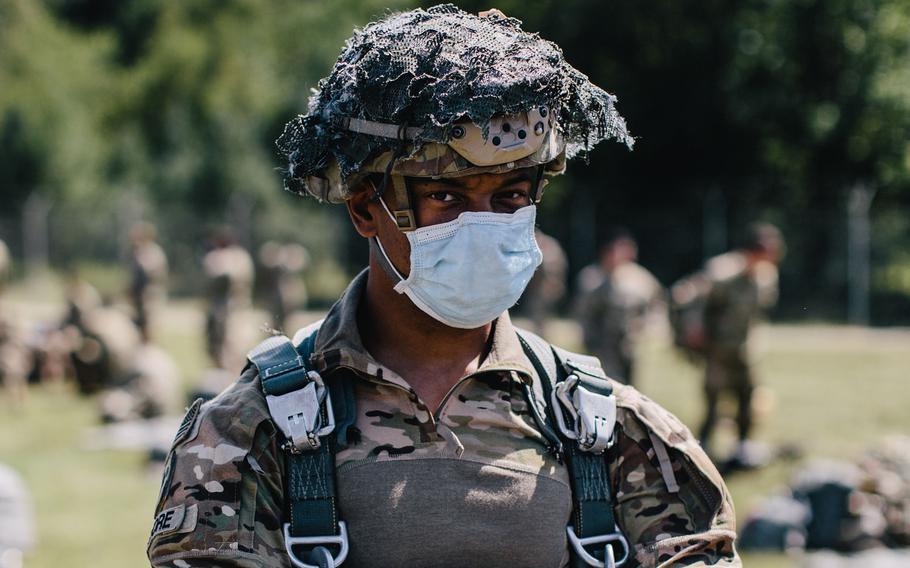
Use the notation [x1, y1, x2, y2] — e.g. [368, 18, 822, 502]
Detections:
[345, 182, 379, 238]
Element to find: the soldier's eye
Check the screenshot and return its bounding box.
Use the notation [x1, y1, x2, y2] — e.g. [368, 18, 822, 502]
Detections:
[428, 192, 458, 203]
[497, 189, 530, 203]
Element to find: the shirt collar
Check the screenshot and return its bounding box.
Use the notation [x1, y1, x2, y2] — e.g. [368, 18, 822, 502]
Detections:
[304, 269, 537, 384]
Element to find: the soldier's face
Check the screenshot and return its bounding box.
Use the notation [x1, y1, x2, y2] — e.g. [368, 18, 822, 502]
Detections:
[750, 241, 783, 266]
[605, 238, 637, 268]
[350, 168, 537, 278]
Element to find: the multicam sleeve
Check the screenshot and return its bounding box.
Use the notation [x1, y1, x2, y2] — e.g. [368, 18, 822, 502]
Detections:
[610, 386, 741, 567]
[147, 368, 289, 568]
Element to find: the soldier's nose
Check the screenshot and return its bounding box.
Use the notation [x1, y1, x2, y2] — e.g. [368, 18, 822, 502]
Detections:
[464, 197, 496, 213]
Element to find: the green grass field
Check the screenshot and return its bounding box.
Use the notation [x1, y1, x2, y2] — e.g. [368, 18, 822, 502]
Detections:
[1, 294, 908, 567]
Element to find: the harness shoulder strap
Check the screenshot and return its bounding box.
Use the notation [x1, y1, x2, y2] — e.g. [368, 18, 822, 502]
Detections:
[248, 330, 349, 568]
[517, 329, 629, 568]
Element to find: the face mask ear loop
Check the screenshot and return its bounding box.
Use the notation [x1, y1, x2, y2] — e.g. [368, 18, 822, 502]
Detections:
[369, 233, 405, 283]
[365, 155, 409, 284]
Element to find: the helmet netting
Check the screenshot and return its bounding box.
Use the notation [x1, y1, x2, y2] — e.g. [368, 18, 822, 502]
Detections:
[277, 4, 633, 196]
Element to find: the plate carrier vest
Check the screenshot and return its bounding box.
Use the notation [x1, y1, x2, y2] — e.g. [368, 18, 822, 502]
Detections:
[247, 327, 628, 568]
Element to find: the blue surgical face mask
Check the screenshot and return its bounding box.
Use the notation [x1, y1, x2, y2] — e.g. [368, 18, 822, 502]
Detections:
[374, 202, 543, 329]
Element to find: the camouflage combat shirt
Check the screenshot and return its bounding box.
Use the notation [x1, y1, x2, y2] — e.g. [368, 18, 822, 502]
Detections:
[148, 271, 741, 567]
[704, 252, 779, 351]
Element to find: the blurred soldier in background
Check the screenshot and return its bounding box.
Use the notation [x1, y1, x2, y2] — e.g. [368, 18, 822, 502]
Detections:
[0, 463, 35, 568]
[740, 435, 910, 559]
[96, 342, 181, 423]
[202, 228, 253, 368]
[258, 241, 309, 331]
[0, 239, 28, 404]
[61, 271, 103, 331]
[519, 229, 567, 337]
[0, 318, 29, 406]
[62, 276, 180, 421]
[127, 222, 168, 342]
[575, 229, 664, 385]
[0, 238, 9, 295]
[698, 222, 785, 468]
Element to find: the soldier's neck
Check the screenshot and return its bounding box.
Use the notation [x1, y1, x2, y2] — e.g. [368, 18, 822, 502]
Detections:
[358, 264, 492, 412]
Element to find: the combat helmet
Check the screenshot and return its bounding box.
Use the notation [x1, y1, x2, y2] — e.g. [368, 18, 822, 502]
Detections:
[277, 4, 633, 230]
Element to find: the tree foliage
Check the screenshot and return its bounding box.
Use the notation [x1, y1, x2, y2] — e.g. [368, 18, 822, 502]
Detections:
[1, 0, 909, 319]
[446, 0, 910, 320]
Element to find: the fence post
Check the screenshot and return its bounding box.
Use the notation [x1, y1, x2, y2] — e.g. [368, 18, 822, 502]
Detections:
[702, 187, 727, 259]
[22, 193, 53, 277]
[228, 192, 254, 250]
[847, 182, 876, 326]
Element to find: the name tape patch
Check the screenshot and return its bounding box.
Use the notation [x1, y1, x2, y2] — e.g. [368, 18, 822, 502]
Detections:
[150, 503, 198, 540]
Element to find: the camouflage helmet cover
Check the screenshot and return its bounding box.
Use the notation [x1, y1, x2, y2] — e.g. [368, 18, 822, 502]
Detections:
[277, 4, 633, 203]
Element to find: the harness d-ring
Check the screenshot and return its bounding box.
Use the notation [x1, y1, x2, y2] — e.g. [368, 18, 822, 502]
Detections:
[284, 521, 349, 568]
[566, 526, 629, 568]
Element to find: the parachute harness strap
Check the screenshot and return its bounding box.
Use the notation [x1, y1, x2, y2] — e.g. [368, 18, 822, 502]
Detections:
[249, 333, 349, 568]
[517, 330, 629, 568]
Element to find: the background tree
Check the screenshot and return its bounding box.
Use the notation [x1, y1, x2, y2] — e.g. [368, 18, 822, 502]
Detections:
[447, 0, 910, 322]
[1, 0, 908, 319]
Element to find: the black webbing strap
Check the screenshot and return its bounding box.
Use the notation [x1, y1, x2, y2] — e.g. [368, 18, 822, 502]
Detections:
[517, 330, 623, 568]
[286, 438, 338, 540]
[248, 332, 340, 553]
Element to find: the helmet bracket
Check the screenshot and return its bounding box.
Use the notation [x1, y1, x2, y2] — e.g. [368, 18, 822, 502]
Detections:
[391, 175, 416, 232]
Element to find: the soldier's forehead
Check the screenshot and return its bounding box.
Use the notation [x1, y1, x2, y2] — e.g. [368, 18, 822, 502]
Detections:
[408, 168, 538, 191]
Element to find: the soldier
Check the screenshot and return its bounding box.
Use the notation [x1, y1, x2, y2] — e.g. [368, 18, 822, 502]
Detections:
[61, 277, 180, 421]
[148, 7, 740, 567]
[258, 241, 309, 332]
[0, 318, 29, 406]
[0, 238, 9, 295]
[740, 435, 910, 556]
[519, 229, 568, 338]
[202, 228, 254, 368]
[128, 222, 169, 342]
[575, 229, 664, 385]
[697, 222, 784, 469]
[0, 238, 28, 404]
[98, 342, 181, 423]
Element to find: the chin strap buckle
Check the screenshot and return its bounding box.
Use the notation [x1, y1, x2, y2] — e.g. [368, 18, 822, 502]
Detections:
[393, 208, 417, 231]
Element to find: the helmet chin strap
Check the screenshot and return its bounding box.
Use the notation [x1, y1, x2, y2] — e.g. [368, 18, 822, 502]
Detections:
[367, 146, 417, 232]
[531, 165, 547, 203]
[367, 180, 409, 284]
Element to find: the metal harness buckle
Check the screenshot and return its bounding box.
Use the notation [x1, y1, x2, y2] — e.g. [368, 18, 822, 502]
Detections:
[566, 525, 629, 568]
[266, 370, 336, 453]
[551, 373, 617, 454]
[284, 521, 349, 568]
